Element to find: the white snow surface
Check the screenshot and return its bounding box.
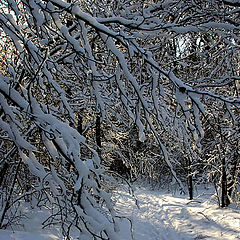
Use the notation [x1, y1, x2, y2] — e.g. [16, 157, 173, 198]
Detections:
[115, 186, 240, 240]
[0, 186, 239, 240]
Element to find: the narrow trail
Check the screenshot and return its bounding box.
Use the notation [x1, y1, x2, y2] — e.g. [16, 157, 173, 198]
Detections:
[114, 187, 240, 240]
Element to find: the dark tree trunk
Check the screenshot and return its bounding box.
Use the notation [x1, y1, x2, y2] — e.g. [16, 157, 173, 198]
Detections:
[0, 162, 9, 187]
[217, 125, 230, 208]
[227, 152, 238, 205]
[96, 114, 101, 152]
[77, 114, 83, 135]
[187, 158, 193, 200]
[221, 156, 228, 207]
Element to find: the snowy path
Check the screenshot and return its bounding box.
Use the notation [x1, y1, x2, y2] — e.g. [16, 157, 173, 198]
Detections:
[0, 186, 239, 240]
[115, 187, 240, 240]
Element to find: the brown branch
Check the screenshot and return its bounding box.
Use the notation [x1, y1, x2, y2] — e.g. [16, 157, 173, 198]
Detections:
[223, 0, 240, 7]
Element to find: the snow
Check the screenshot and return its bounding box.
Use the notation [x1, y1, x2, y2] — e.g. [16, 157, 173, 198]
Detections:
[1, 185, 239, 240]
[0, 230, 59, 240]
[29, 0, 45, 27]
[171, 22, 238, 34]
[115, 186, 240, 240]
[49, 0, 118, 38]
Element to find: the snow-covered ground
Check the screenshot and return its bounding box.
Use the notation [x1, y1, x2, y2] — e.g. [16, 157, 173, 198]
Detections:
[115, 186, 240, 240]
[0, 185, 239, 240]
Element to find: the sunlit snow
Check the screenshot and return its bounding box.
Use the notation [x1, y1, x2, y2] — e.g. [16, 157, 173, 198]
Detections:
[1, 185, 239, 240]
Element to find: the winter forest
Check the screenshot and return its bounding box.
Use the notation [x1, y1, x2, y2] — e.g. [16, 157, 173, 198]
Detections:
[0, 0, 239, 239]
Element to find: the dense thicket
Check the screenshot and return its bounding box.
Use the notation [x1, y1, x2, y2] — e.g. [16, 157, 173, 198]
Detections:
[0, 0, 239, 239]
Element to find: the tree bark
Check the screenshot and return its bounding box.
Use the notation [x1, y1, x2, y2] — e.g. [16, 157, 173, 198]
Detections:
[223, 0, 240, 7]
[77, 113, 83, 135]
[96, 114, 101, 152]
[227, 152, 238, 205]
[221, 156, 228, 207]
[187, 158, 193, 200]
[0, 162, 9, 188]
[0, 159, 21, 228]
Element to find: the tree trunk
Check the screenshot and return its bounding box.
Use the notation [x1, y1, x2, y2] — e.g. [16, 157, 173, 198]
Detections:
[96, 114, 101, 153]
[0, 162, 9, 187]
[77, 113, 83, 135]
[187, 158, 193, 200]
[221, 156, 228, 207]
[227, 152, 238, 205]
[0, 159, 21, 228]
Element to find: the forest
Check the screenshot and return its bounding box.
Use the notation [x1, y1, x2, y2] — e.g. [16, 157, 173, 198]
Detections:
[0, 0, 239, 239]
